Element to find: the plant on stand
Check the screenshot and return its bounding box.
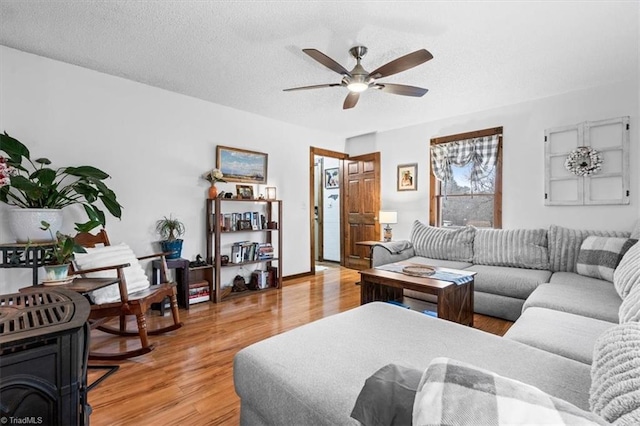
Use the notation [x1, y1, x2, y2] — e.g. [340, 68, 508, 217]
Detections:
[40, 220, 86, 283]
[155, 215, 185, 259]
[0, 132, 123, 242]
[202, 168, 226, 199]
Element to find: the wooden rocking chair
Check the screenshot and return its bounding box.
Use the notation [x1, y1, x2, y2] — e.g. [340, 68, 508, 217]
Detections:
[72, 229, 183, 360]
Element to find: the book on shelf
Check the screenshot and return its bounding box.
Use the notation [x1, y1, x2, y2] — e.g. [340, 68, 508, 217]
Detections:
[188, 279, 210, 304]
[250, 269, 270, 289]
[230, 241, 275, 263]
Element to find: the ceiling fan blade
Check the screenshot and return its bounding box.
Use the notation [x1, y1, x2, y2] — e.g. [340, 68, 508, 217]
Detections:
[376, 83, 428, 97]
[303, 49, 352, 77]
[283, 83, 342, 92]
[343, 92, 359, 109]
[368, 49, 433, 79]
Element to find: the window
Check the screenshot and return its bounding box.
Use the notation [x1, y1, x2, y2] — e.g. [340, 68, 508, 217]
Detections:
[429, 127, 502, 228]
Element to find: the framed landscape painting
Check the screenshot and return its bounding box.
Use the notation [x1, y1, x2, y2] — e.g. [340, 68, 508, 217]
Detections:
[216, 146, 268, 184]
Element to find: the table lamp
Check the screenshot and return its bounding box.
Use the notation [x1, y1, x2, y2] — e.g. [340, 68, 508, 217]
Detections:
[379, 211, 398, 242]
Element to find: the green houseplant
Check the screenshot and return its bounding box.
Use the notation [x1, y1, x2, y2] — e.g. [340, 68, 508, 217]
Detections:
[40, 220, 86, 282]
[0, 132, 123, 238]
[155, 215, 185, 259]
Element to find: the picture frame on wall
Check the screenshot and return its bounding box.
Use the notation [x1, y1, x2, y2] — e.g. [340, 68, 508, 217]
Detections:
[324, 168, 339, 189]
[397, 163, 418, 191]
[236, 185, 254, 199]
[216, 145, 268, 184]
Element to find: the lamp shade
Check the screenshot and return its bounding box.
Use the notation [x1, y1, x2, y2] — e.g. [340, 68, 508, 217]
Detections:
[379, 211, 397, 224]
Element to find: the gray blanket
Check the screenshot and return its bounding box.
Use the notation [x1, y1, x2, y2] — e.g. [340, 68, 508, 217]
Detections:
[374, 241, 413, 254]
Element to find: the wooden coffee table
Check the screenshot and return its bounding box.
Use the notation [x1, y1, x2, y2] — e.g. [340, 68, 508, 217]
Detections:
[359, 262, 476, 326]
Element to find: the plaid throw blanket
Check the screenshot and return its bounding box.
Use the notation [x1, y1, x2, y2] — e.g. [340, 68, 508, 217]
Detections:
[413, 357, 607, 425]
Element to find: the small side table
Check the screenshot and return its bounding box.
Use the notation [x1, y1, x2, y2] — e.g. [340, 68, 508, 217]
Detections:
[151, 258, 190, 311]
[0, 242, 54, 285]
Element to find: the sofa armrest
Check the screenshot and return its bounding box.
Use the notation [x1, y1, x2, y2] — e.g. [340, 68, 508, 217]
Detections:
[371, 242, 415, 267]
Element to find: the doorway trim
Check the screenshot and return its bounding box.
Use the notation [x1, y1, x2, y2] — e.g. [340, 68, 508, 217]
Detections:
[309, 147, 348, 274]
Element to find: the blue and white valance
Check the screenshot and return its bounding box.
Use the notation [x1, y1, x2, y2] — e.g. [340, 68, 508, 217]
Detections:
[430, 135, 500, 193]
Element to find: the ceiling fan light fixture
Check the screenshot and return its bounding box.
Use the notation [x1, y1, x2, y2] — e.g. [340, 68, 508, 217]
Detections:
[347, 82, 368, 93]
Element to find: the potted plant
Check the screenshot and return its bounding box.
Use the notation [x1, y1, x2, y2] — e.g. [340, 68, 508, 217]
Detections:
[155, 215, 185, 259]
[202, 168, 226, 199]
[40, 220, 86, 283]
[0, 132, 123, 242]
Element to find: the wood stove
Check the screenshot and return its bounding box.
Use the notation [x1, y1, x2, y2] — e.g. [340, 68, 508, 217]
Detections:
[0, 288, 91, 425]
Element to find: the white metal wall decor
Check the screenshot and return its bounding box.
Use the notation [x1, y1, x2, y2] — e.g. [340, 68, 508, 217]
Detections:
[544, 116, 630, 206]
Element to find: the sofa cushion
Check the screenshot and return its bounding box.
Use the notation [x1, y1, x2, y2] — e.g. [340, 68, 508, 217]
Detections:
[473, 228, 549, 270]
[350, 363, 422, 426]
[504, 307, 615, 365]
[619, 285, 640, 323]
[613, 240, 640, 299]
[576, 236, 637, 282]
[234, 302, 593, 426]
[590, 322, 640, 425]
[73, 243, 150, 304]
[464, 264, 551, 300]
[475, 291, 525, 322]
[524, 273, 621, 323]
[413, 357, 607, 426]
[410, 220, 475, 262]
[548, 225, 630, 273]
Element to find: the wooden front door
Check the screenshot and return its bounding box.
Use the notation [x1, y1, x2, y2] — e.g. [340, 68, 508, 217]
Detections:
[342, 152, 380, 270]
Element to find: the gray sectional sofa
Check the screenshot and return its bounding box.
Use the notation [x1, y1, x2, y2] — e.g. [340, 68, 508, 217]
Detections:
[234, 221, 640, 425]
[371, 221, 631, 322]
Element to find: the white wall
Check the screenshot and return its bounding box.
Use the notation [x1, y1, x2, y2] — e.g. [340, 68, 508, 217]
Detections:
[0, 46, 345, 293]
[348, 80, 640, 241]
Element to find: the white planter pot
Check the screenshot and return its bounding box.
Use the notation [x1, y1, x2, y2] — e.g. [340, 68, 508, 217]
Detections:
[43, 264, 70, 282]
[8, 208, 64, 243]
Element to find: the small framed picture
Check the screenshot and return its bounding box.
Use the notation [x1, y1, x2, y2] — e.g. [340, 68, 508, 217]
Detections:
[237, 220, 252, 230]
[324, 168, 339, 189]
[397, 163, 418, 191]
[236, 185, 254, 199]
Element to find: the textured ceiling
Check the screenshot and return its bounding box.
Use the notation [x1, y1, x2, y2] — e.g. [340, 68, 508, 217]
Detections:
[0, 1, 638, 138]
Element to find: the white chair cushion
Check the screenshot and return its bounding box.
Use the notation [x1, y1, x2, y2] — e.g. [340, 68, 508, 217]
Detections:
[73, 243, 150, 304]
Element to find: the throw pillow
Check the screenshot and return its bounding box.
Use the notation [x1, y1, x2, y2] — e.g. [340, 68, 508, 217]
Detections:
[410, 220, 475, 262]
[619, 284, 640, 323]
[613, 241, 640, 299]
[414, 357, 607, 425]
[548, 225, 630, 273]
[350, 364, 423, 426]
[473, 228, 549, 270]
[631, 220, 640, 239]
[590, 322, 640, 425]
[575, 236, 637, 282]
[73, 243, 150, 304]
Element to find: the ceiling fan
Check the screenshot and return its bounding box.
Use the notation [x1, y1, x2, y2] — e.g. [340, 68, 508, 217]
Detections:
[284, 46, 433, 110]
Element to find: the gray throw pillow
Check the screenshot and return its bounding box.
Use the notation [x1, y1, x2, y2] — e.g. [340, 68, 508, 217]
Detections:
[410, 220, 475, 262]
[473, 228, 549, 270]
[350, 363, 423, 426]
[548, 225, 630, 273]
[590, 322, 640, 425]
[619, 285, 640, 323]
[575, 236, 637, 282]
[613, 241, 640, 299]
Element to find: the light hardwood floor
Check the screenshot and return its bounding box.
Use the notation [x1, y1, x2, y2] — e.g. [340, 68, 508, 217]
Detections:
[88, 265, 512, 425]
